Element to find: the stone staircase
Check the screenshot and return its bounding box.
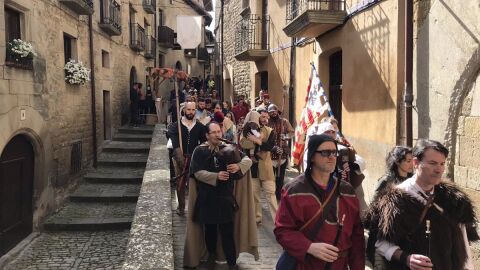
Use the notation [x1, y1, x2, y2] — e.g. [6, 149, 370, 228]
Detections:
[43, 125, 154, 231]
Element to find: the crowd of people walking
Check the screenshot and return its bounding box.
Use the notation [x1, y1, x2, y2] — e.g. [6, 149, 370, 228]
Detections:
[131, 79, 478, 270]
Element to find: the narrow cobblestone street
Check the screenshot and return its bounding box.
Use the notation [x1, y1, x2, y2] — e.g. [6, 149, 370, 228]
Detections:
[4, 230, 130, 270]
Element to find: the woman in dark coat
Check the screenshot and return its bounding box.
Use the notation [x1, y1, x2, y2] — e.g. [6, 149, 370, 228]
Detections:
[366, 146, 413, 269]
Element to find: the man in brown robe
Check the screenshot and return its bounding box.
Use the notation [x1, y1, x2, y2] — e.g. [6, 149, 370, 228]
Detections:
[183, 123, 259, 269]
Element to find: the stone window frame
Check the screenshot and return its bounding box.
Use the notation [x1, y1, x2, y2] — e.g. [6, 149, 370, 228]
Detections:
[63, 32, 78, 64]
[101, 49, 110, 68]
[158, 8, 164, 27]
[3, 1, 33, 64]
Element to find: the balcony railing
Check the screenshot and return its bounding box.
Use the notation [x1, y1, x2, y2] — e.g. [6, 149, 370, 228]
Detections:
[99, 0, 121, 36]
[144, 36, 156, 59]
[5, 49, 33, 70]
[143, 0, 156, 14]
[157, 26, 174, 48]
[234, 14, 270, 61]
[130, 23, 146, 52]
[197, 46, 209, 63]
[59, 0, 94, 15]
[284, 0, 346, 37]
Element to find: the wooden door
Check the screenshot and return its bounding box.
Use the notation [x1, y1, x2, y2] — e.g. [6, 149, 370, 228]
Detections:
[329, 51, 343, 130]
[0, 135, 34, 257]
[103, 90, 112, 140]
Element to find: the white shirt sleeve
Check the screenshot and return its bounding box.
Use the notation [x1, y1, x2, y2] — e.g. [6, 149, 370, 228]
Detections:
[375, 240, 400, 261]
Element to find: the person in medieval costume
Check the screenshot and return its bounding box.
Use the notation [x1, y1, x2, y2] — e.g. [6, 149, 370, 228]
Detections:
[240, 109, 278, 225]
[183, 122, 259, 269]
[274, 134, 365, 269]
[167, 101, 207, 216]
[366, 146, 413, 269]
[365, 139, 479, 270]
[267, 103, 295, 200]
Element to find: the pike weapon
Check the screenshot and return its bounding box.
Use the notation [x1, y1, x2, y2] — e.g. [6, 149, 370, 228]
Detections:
[277, 85, 288, 175]
[325, 214, 346, 270]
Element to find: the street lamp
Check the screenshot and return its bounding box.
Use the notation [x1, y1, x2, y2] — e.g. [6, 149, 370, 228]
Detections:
[206, 43, 215, 55]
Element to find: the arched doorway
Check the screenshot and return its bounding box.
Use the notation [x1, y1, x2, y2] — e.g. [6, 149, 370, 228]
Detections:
[0, 135, 34, 257]
[175, 61, 182, 70]
[129, 66, 137, 90]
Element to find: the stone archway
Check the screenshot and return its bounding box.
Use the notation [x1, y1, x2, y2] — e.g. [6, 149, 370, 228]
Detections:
[452, 71, 480, 189]
[0, 135, 34, 257]
[443, 48, 480, 183]
[175, 61, 182, 70]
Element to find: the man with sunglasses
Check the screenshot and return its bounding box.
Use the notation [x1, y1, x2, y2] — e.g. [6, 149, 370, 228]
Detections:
[275, 134, 365, 269]
[366, 139, 478, 270]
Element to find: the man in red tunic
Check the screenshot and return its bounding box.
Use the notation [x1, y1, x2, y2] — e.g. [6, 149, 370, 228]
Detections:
[274, 134, 365, 270]
[231, 95, 250, 124]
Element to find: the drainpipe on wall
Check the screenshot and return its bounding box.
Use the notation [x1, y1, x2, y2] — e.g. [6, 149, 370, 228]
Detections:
[289, 37, 296, 125]
[154, 7, 157, 68]
[404, 0, 413, 147]
[88, 15, 98, 168]
[220, 0, 224, 101]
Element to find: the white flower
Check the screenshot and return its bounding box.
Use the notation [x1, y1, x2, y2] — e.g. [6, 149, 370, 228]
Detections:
[8, 39, 37, 58]
[64, 59, 91, 85]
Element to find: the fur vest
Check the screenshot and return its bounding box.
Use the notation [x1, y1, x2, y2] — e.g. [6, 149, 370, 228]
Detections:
[365, 181, 479, 270]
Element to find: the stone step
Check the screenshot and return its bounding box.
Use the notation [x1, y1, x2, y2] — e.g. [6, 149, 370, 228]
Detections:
[102, 141, 150, 153]
[70, 183, 140, 202]
[97, 157, 148, 168]
[43, 217, 132, 231]
[112, 133, 153, 142]
[118, 126, 154, 135]
[43, 202, 136, 231]
[96, 153, 148, 168]
[84, 172, 144, 184]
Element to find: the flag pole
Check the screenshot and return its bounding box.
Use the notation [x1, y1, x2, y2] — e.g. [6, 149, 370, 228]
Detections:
[174, 70, 184, 154]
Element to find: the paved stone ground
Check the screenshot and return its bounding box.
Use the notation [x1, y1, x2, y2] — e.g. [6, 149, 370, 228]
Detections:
[4, 230, 130, 270]
[172, 190, 283, 270]
[3, 125, 153, 270]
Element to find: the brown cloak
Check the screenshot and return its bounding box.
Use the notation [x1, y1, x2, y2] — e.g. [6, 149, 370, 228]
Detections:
[183, 155, 259, 267]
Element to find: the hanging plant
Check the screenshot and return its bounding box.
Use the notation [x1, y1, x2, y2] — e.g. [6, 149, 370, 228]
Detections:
[7, 39, 37, 59]
[207, 79, 215, 90]
[64, 59, 91, 85]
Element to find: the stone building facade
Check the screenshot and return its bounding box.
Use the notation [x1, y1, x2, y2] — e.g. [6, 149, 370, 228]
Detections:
[0, 0, 155, 230]
[0, 0, 212, 254]
[156, 0, 213, 99]
[217, 0, 480, 203]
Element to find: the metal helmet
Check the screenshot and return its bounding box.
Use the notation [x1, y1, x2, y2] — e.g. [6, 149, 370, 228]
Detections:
[267, 104, 278, 113]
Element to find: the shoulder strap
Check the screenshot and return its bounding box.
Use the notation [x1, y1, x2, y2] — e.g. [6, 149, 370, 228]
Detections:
[300, 179, 340, 241]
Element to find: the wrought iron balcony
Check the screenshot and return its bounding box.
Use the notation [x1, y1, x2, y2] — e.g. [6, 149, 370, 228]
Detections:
[59, 0, 94, 15]
[184, 49, 196, 58]
[144, 36, 156, 59]
[130, 23, 146, 52]
[284, 0, 346, 37]
[143, 0, 156, 14]
[234, 14, 270, 62]
[5, 49, 33, 70]
[197, 46, 209, 63]
[157, 26, 174, 48]
[99, 0, 121, 36]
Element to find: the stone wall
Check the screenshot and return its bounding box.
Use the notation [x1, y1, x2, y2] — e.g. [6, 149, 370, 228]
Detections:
[454, 73, 480, 190]
[412, 0, 479, 183]
[0, 0, 155, 228]
[221, 0, 252, 101]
